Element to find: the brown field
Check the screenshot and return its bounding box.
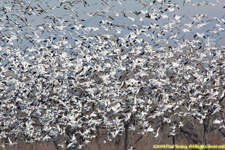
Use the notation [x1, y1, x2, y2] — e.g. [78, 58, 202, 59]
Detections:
[1, 130, 224, 150]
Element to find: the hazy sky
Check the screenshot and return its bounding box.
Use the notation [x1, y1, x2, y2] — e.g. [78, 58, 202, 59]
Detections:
[1, 0, 224, 47]
[40, 0, 225, 22]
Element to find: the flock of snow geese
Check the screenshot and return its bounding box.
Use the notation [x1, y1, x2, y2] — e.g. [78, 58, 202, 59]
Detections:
[0, 0, 225, 149]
